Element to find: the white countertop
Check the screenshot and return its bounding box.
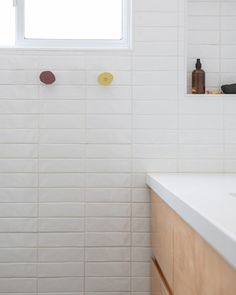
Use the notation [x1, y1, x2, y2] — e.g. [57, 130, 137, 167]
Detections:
[146, 173, 236, 269]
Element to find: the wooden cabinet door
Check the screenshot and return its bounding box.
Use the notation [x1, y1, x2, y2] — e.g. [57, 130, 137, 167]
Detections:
[152, 259, 171, 295]
[151, 191, 174, 291]
[174, 214, 236, 295]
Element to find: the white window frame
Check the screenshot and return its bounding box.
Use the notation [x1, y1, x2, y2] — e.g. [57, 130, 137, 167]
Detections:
[14, 0, 132, 49]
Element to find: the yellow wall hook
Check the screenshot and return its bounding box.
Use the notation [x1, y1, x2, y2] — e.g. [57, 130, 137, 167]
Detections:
[98, 72, 114, 86]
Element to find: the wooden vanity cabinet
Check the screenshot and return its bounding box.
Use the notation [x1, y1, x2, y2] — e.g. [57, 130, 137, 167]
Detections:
[151, 191, 174, 292]
[151, 259, 170, 295]
[151, 190, 236, 295]
[174, 214, 236, 295]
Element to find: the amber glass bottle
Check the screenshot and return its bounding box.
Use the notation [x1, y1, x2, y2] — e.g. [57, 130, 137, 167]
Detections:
[192, 59, 205, 94]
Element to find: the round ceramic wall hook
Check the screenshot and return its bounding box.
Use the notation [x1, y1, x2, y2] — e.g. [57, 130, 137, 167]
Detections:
[98, 72, 114, 86]
[39, 71, 56, 85]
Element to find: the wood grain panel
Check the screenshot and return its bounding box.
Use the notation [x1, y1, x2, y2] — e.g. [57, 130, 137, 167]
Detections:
[151, 191, 174, 291]
[174, 208, 236, 295]
[151, 190, 236, 295]
[152, 259, 171, 295]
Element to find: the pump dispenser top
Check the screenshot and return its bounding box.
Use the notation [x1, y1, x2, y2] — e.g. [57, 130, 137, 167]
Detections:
[196, 59, 202, 69]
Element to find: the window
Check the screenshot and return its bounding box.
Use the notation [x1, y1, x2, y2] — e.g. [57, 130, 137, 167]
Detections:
[0, 0, 15, 46]
[0, 0, 131, 48]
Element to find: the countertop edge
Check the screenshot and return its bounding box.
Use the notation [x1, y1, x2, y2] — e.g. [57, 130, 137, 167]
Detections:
[146, 173, 236, 270]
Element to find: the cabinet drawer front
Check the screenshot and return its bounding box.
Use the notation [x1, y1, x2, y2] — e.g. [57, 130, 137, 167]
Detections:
[151, 190, 236, 295]
[151, 191, 174, 290]
[174, 213, 236, 295]
[152, 259, 171, 295]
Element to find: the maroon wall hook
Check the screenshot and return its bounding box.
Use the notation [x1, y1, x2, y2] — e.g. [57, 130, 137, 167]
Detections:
[39, 71, 56, 85]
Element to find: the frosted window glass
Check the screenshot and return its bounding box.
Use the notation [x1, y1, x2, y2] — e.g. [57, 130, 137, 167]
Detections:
[0, 0, 15, 46]
[24, 0, 123, 40]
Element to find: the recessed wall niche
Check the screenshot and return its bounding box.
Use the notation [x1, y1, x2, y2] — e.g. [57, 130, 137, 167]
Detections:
[187, 0, 236, 94]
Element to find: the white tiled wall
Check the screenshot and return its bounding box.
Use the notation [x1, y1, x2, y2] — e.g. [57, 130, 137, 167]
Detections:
[0, 0, 236, 294]
[187, 0, 236, 92]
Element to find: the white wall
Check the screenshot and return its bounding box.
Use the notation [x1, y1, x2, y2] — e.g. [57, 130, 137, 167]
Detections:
[0, 0, 236, 294]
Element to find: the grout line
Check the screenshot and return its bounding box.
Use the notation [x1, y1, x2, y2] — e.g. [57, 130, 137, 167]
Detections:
[177, 0, 182, 173]
[84, 53, 88, 295]
[131, 0, 136, 292]
[36, 65, 40, 295]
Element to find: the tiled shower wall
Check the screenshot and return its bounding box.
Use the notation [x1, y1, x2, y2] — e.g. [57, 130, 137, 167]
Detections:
[0, 0, 236, 294]
[187, 0, 236, 92]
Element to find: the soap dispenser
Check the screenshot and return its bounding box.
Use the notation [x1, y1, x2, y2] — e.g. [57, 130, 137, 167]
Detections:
[192, 59, 205, 94]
